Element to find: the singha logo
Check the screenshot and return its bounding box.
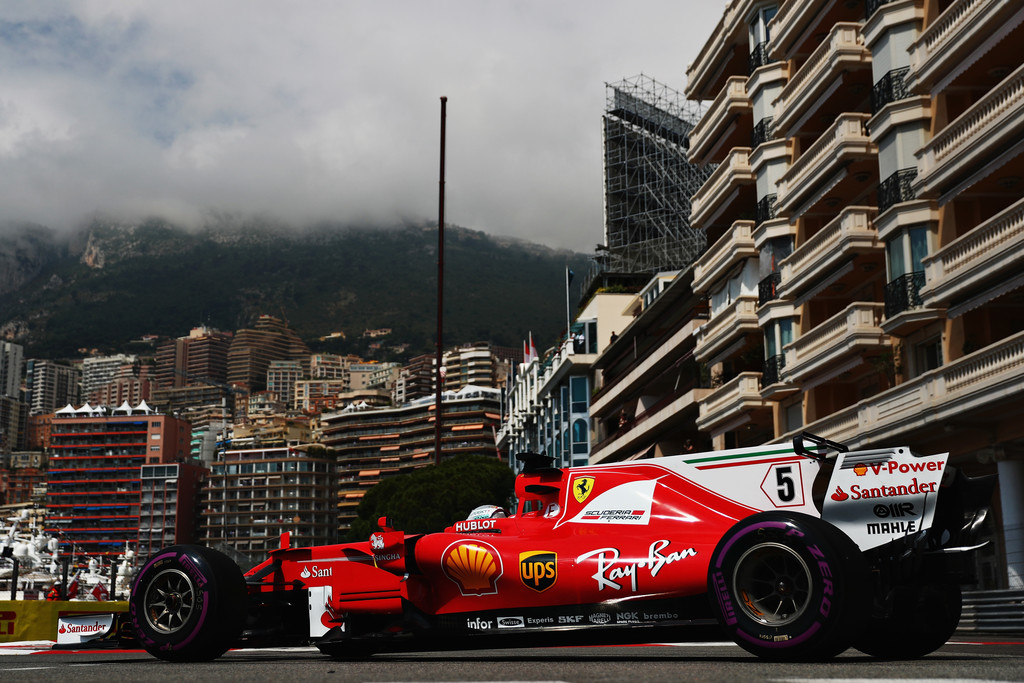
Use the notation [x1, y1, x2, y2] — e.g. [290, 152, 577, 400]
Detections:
[370, 533, 385, 551]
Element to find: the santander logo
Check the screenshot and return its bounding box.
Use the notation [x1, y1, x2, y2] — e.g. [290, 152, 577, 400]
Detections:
[831, 486, 849, 502]
[300, 565, 332, 579]
[60, 621, 106, 634]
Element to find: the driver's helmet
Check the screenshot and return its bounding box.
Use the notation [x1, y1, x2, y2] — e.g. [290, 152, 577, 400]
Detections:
[466, 504, 507, 520]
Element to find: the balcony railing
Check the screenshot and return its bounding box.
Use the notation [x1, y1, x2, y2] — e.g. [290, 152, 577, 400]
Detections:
[762, 354, 786, 387]
[884, 271, 925, 318]
[914, 62, 1024, 198]
[920, 195, 1024, 310]
[776, 113, 875, 216]
[749, 41, 774, 74]
[758, 272, 782, 306]
[756, 194, 777, 226]
[877, 168, 917, 214]
[751, 116, 775, 149]
[776, 331, 1024, 449]
[866, 0, 896, 21]
[872, 66, 911, 114]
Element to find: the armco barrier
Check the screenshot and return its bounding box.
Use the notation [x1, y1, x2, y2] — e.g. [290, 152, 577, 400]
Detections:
[0, 600, 128, 642]
[958, 589, 1024, 635]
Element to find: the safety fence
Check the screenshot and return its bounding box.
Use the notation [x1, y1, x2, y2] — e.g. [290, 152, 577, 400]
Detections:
[958, 589, 1024, 635]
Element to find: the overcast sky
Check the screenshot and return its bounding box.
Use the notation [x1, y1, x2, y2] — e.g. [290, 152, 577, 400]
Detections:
[0, 1, 721, 252]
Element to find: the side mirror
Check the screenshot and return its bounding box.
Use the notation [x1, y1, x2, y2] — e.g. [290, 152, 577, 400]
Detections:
[378, 516, 395, 532]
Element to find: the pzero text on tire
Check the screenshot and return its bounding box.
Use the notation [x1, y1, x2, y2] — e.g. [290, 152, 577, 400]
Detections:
[707, 511, 869, 661]
[129, 545, 247, 662]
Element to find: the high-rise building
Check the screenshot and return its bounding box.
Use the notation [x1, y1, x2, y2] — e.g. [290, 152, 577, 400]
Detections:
[137, 461, 208, 559]
[674, 0, 1023, 588]
[266, 360, 303, 409]
[227, 315, 310, 392]
[199, 444, 336, 562]
[25, 359, 80, 416]
[155, 325, 233, 389]
[0, 341, 23, 398]
[394, 354, 436, 404]
[321, 386, 503, 533]
[45, 403, 191, 559]
[82, 354, 136, 399]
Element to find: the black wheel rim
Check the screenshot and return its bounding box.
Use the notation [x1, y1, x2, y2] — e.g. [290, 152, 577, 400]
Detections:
[143, 568, 196, 634]
[732, 542, 812, 626]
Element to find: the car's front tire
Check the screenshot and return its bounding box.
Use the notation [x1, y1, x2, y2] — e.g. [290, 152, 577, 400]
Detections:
[707, 511, 869, 661]
[130, 545, 246, 662]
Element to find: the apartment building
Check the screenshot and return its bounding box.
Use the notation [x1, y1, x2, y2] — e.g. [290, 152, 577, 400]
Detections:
[45, 403, 191, 559]
[588, 271, 714, 463]
[25, 359, 80, 416]
[499, 292, 632, 470]
[198, 444, 337, 561]
[321, 386, 502, 532]
[682, 0, 1023, 587]
[137, 461, 207, 559]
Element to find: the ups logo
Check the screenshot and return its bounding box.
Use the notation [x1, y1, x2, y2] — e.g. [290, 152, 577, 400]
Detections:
[520, 551, 557, 593]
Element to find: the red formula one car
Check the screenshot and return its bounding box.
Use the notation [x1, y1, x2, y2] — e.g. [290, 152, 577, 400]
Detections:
[124, 434, 993, 662]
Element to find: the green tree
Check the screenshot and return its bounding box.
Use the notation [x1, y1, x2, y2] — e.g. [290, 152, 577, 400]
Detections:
[345, 455, 515, 540]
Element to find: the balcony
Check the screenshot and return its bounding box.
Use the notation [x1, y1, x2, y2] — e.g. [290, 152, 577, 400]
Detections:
[695, 295, 760, 364]
[690, 147, 756, 230]
[877, 168, 917, 213]
[696, 372, 769, 435]
[913, 62, 1024, 201]
[776, 113, 876, 219]
[775, 331, 1024, 449]
[686, 0, 763, 101]
[773, 23, 872, 137]
[590, 386, 712, 465]
[783, 302, 890, 389]
[920, 196, 1024, 317]
[758, 272, 781, 307]
[906, 0, 1024, 94]
[872, 66, 911, 115]
[778, 206, 881, 303]
[692, 221, 757, 295]
[771, 0, 866, 60]
[688, 76, 752, 165]
[881, 270, 944, 336]
[591, 317, 704, 419]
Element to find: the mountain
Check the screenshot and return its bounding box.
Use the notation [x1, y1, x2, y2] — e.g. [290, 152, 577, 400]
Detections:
[0, 219, 590, 360]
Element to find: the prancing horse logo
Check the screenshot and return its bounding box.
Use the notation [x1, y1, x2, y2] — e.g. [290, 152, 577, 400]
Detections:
[573, 476, 595, 503]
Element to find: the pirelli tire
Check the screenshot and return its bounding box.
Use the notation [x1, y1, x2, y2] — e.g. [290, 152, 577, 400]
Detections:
[707, 511, 869, 661]
[854, 582, 962, 659]
[130, 545, 247, 662]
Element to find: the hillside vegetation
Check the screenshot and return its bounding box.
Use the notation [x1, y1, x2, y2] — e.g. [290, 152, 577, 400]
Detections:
[0, 219, 588, 359]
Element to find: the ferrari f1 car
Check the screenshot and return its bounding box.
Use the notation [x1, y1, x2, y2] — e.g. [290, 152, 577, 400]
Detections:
[124, 434, 993, 662]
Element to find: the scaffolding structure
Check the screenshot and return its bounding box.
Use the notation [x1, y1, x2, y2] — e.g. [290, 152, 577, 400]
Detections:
[591, 75, 714, 290]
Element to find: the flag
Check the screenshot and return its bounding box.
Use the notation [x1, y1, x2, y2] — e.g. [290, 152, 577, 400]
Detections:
[523, 339, 529, 364]
[528, 332, 539, 363]
[566, 267, 574, 286]
[91, 581, 109, 601]
[67, 570, 81, 599]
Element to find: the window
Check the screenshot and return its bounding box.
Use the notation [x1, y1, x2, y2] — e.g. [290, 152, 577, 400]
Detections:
[572, 418, 588, 455]
[912, 336, 943, 377]
[570, 376, 588, 414]
[886, 225, 929, 280]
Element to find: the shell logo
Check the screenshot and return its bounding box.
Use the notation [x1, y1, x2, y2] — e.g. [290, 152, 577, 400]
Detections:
[442, 540, 503, 595]
[853, 463, 868, 476]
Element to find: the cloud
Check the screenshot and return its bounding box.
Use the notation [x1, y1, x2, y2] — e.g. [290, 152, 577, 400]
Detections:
[0, 1, 720, 251]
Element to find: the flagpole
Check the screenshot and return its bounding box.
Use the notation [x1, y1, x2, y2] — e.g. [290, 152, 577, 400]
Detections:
[434, 96, 447, 467]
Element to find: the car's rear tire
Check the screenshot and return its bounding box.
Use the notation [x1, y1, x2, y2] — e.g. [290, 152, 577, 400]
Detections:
[707, 511, 869, 661]
[854, 582, 961, 659]
[130, 545, 246, 662]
